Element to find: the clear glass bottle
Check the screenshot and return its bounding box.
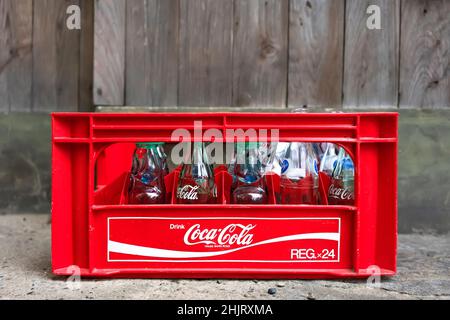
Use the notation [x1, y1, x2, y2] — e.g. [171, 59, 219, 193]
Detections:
[155, 143, 169, 177]
[231, 142, 268, 205]
[177, 142, 216, 204]
[280, 143, 319, 205]
[328, 148, 355, 206]
[128, 143, 165, 204]
[320, 143, 339, 177]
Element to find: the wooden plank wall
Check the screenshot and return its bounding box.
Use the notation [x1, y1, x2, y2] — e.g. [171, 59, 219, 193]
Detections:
[400, 0, 450, 109]
[0, 0, 94, 112]
[94, 0, 449, 109]
[344, 0, 400, 109]
[0, 0, 449, 112]
[125, 0, 179, 106]
[288, 0, 344, 109]
[233, 0, 289, 108]
[0, 0, 33, 112]
[93, 0, 125, 106]
[33, 0, 80, 112]
[178, 0, 234, 107]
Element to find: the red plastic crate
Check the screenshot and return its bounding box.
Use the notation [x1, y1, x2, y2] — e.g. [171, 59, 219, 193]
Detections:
[51, 112, 398, 278]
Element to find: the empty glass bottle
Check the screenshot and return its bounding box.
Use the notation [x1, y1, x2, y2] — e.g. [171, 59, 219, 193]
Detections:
[280, 143, 319, 205]
[177, 142, 216, 204]
[328, 148, 355, 206]
[319, 143, 339, 177]
[128, 143, 165, 204]
[231, 142, 268, 205]
[155, 143, 169, 177]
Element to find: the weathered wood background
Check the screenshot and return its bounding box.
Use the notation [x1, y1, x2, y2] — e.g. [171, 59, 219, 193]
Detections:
[0, 0, 449, 112]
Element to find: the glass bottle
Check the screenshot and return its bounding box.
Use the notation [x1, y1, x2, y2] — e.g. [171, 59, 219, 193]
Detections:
[155, 143, 169, 177]
[231, 142, 268, 205]
[280, 143, 319, 205]
[320, 143, 339, 177]
[328, 148, 355, 206]
[177, 142, 216, 204]
[128, 143, 165, 204]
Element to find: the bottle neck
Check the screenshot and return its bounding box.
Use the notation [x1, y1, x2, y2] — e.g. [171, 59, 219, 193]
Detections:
[290, 142, 307, 168]
[192, 142, 206, 165]
[236, 142, 259, 165]
[247, 143, 259, 166]
[333, 148, 351, 177]
[189, 142, 213, 178]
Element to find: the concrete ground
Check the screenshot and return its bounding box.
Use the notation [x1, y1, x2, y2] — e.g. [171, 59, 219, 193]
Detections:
[0, 214, 449, 300]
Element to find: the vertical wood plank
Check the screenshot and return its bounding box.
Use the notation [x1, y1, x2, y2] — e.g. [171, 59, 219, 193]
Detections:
[0, 0, 33, 112]
[289, 0, 345, 109]
[33, 0, 80, 111]
[79, 0, 94, 111]
[179, 0, 233, 107]
[400, 0, 450, 109]
[343, 0, 400, 109]
[93, 0, 125, 106]
[233, 0, 288, 108]
[126, 0, 179, 106]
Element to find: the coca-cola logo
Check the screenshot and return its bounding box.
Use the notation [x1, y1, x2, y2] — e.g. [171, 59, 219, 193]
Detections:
[328, 184, 354, 201]
[184, 224, 256, 246]
[177, 185, 199, 200]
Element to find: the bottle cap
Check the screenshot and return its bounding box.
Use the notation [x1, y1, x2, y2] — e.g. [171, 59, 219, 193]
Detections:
[246, 141, 258, 149]
[236, 142, 259, 149]
[136, 142, 161, 149]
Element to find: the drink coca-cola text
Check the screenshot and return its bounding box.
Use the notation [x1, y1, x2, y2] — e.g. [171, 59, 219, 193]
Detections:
[184, 224, 256, 246]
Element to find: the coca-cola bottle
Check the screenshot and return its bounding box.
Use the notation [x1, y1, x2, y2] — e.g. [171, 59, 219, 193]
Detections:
[328, 148, 354, 205]
[280, 143, 319, 205]
[177, 142, 216, 204]
[128, 143, 165, 204]
[231, 142, 268, 204]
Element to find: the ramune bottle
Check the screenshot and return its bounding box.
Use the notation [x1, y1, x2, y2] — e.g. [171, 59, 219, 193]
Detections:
[231, 142, 268, 204]
[128, 143, 165, 204]
[155, 143, 169, 177]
